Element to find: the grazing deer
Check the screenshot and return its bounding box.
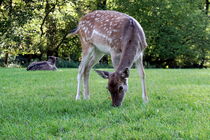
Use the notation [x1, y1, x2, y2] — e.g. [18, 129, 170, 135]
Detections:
[27, 56, 57, 71]
[68, 10, 148, 106]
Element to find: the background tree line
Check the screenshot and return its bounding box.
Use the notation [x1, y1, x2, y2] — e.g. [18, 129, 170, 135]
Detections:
[0, 0, 209, 68]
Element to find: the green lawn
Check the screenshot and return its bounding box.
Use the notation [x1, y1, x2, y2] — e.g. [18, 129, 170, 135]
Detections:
[0, 68, 209, 139]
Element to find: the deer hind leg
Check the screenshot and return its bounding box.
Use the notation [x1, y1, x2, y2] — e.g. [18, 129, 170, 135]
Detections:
[83, 49, 104, 99]
[135, 55, 148, 103]
[76, 47, 94, 100]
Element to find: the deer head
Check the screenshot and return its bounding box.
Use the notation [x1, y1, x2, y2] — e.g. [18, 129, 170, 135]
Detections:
[48, 56, 57, 65]
[95, 67, 129, 107]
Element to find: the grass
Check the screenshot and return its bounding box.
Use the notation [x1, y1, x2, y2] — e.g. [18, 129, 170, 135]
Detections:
[0, 68, 209, 139]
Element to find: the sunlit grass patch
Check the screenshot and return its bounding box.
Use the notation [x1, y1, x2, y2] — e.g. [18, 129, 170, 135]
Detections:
[0, 68, 209, 139]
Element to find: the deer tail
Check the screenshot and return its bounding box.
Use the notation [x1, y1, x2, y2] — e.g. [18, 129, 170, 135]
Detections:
[67, 27, 79, 37]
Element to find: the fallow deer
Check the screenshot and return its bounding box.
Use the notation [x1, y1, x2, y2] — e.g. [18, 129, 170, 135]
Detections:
[27, 56, 57, 71]
[68, 10, 148, 106]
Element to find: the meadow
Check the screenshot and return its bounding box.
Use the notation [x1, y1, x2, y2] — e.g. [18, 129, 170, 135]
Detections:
[0, 68, 209, 139]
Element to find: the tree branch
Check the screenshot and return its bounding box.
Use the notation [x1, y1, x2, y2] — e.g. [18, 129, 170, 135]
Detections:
[40, 2, 55, 37]
[55, 32, 69, 50]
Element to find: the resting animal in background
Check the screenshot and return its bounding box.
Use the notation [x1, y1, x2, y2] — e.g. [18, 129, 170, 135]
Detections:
[68, 10, 148, 107]
[27, 56, 57, 71]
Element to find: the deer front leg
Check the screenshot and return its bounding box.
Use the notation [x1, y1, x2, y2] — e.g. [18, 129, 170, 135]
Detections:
[135, 57, 148, 103]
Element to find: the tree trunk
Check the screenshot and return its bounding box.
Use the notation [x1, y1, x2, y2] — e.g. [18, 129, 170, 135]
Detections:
[199, 56, 206, 68]
[96, 0, 106, 10]
[206, 0, 209, 15]
[4, 53, 8, 66]
[47, 50, 54, 58]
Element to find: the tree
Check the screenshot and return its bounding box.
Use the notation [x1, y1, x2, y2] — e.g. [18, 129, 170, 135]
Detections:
[0, 0, 36, 65]
[0, 0, 209, 68]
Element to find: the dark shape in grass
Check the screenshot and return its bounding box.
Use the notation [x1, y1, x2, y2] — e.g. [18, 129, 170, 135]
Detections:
[27, 56, 57, 71]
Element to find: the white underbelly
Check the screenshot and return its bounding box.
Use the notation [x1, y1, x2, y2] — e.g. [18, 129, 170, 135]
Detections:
[94, 42, 111, 54]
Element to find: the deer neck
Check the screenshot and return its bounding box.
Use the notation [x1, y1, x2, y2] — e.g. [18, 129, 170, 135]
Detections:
[116, 44, 138, 72]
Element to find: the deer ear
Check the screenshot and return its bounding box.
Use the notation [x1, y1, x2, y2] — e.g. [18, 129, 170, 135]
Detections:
[95, 70, 111, 79]
[120, 67, 129, 78]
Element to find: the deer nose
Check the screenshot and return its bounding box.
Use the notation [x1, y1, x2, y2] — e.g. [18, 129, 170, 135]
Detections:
[112, 103, 121, 107]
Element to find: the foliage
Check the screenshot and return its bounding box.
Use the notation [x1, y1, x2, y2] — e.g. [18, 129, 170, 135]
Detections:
[0, 68, 209, 139]
[0, 0, 83, 60]
[56, 58, 80, 68]
[0, 0, 209, 68]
